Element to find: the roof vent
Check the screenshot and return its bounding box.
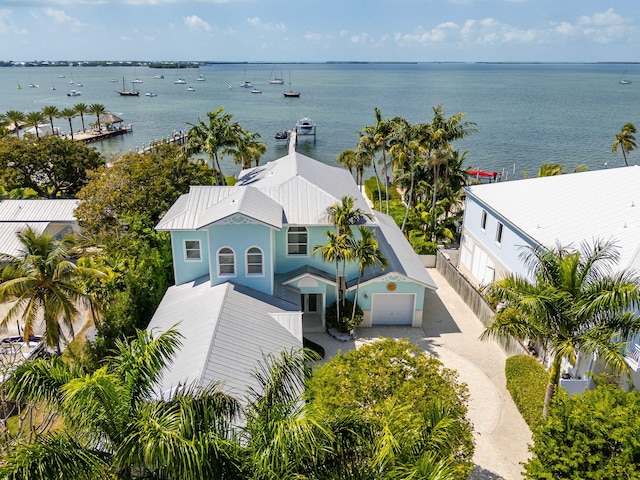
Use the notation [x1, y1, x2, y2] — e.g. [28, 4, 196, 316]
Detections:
[632, 201, 635, 207]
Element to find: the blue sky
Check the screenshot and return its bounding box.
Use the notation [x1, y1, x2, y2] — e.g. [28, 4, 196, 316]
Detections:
[1, 0, 638, 62]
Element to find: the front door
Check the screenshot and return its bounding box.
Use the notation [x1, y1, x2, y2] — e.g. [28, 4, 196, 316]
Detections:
[301, 293, 323, 332]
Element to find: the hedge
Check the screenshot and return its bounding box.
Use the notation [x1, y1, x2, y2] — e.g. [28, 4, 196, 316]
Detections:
[505, 354, 548, 429]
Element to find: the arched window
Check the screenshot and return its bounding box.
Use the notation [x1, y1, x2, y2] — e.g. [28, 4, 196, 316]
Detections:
[217, 247, 235, 277]
[246, 247, 263, 276]
[287, 226, 308, 256]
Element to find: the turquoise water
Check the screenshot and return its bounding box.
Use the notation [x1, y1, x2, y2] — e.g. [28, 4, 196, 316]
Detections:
[2, 63, 639, 179]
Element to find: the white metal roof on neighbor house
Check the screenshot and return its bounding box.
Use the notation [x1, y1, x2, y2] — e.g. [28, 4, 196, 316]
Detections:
[0, 199, 79, 222]
[465, 166, 640, 272]
[146, 279, 302, 400]
[0, 199, 79, 258]
[0, 223, 47, 258]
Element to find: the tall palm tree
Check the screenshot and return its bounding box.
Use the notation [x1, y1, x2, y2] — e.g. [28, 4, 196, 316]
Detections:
[0, 328, 243, 479]
[24, 111, 46, 138]
[326, 195, 371, 236]
[0, 228, 104, 353]
[88, 103, 106, 132]
[184, 106, 245, 185]
[349, 226, 387, 322]
[313, 231, 352, 322]
[41, 105, 60, 136]
[5, 110, 26, 139]
[482, 240, 640, 418]
[612, 122, 637, 167]
[230, 130, 266, 168]
[73, 102, 89, 132]
[59, 107, 77, 140]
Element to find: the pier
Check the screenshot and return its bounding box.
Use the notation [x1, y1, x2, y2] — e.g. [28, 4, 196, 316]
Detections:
[69, 124, 132, 144]
[136, 131, 188, 154]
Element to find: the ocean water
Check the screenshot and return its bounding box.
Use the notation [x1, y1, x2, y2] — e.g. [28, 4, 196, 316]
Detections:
[2, 63, 639, 179]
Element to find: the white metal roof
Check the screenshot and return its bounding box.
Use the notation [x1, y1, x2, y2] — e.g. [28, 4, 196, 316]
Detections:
[465, 166, 640, 272]
[146, 279, 302, 400]
[157, 153, 377, 230]
[0, 199, 78, 223]
[357, 212, 437, 290]
[0, 223, 47, 258]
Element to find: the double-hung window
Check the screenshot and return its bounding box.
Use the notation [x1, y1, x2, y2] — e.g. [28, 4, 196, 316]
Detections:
[287, 226, 308, 256]
[218, 247, 235, 276]
[184, 240, 201, 261]
[246, 247, 263, 276]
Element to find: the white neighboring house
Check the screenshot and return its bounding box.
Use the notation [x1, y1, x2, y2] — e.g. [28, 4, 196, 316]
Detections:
[0, 199, 80, 259]
[458, 166, 640, 392]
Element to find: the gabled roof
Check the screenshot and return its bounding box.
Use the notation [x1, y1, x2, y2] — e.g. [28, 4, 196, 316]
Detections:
[196, 187, 283, 230]
[0, 199, 79, 223]
[0, 223, 47, 258]
[355, 212, 437, 289]
[146, 279, 301, 399]
[465, 166, 640, 272]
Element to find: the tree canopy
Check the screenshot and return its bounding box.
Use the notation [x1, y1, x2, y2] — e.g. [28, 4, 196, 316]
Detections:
[0, 135, 103, 198]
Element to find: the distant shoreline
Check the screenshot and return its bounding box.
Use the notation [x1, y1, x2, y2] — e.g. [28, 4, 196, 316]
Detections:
[2, 60, 640, 68]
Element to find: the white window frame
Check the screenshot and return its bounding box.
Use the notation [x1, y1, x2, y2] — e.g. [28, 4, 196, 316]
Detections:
[184, 239, 202, 262]
[480, 210, 487, 232]
[287, 226, 308, 257]
[495, 222, 504, 246]
[246, 246, 264, 277]
[217, 247, 236, 277]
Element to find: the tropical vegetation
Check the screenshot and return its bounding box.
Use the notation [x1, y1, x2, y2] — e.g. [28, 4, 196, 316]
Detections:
[612, 122, 637, 167]
[483, 239, 640, 418]
[524, 382, 640, 479]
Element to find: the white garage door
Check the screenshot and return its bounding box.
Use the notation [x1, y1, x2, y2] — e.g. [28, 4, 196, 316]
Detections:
[371, 293, 415, 325]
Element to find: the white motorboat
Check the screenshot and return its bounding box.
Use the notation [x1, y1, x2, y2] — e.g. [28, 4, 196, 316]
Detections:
[66, 89, 81, 97]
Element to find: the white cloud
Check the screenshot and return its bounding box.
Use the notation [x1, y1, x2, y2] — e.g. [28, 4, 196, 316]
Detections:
[246, 16, 285, 32]
[0, 8, 28, 34]
[43, 7, 82, 26]
[183, 15, 211, 32]
[578, 8, 623, 27]
[304, 31, 323, 42]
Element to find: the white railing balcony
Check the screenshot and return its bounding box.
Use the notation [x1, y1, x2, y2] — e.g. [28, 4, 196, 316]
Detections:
[625, 343, 640, 372]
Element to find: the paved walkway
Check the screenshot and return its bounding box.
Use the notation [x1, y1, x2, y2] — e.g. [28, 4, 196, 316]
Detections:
[306, 267, 531, 480]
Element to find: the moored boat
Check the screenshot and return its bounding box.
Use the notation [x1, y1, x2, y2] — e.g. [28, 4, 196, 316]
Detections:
[296, 117, 315, 133]
[118, 76, 139, 96]
[67, 89, 81, 97]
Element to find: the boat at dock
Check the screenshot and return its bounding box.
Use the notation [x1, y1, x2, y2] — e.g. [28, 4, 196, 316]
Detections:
[275, 130, 289, 140]
[296, 117, 315, 133]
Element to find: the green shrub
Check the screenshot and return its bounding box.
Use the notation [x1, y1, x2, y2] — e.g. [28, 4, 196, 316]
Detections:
[408, 231, 438, 254]
[325, 299, 363, 333]
[505, 354, 548, 429]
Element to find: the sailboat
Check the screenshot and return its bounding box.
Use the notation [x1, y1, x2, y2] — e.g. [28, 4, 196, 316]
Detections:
[620, 71, 632, 85]
[269, 65, 284, 84]
[283, 71, 300, 98]
[118, 76, 140, 96]
[16, 81, 21, 90]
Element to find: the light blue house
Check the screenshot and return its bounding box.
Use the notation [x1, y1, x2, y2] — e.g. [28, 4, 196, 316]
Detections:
[148, 152, 437, 396]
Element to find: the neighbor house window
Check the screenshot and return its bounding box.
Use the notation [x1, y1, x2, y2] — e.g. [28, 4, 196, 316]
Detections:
[480, 210, 487, 231]
[287, 226, 308, 255]
[184, 240, 201, 261]
[246, 247, 264, 276]
[495, 222, 504, 245]
[217, 247, 235, 276]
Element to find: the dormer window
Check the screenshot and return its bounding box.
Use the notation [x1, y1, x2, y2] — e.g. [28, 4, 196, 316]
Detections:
[287, 226, 308, 256]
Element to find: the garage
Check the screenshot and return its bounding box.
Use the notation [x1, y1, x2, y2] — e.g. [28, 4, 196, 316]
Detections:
[371, 293, 415, 325]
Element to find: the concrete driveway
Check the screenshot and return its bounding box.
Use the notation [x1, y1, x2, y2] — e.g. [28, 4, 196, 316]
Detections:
[306, 268, 532, 480]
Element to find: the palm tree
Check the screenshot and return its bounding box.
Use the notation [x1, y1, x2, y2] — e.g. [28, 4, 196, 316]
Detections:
[41, 105, 60, 136]
[612, 122, 637, 167]
[313, 231, 352, 322]
[5, 109, 25, 139]
[326, 195, 371, 236]
[482, 240, 640, 418]
[349, 226, 387, 322]
[0, 328, 243, 479]
[184, 106, 246, 185]
[24, 111, 46, 138]
[59, 107, 77, 140]
[73, 102, 89, 132]
[88, 103, 106, 132]
[0, 228, 104, 353]
[230, 130, 266, 168]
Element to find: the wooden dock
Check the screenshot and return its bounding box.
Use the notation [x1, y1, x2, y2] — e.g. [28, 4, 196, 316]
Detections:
[67, 125, 133, 144]
[136, 131, 188, 154]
